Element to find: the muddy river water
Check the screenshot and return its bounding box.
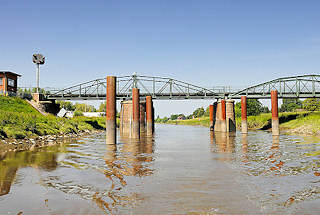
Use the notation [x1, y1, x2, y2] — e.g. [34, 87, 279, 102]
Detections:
[1, 124, 320, 215]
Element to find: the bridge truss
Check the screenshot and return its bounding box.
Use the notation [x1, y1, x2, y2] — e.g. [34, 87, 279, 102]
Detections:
[47, 75, 224, 100]
[229, 74, 320, 99]
[46, 74, 320, 100]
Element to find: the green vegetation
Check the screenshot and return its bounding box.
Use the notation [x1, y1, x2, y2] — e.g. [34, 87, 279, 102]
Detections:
[0, 96, 109, 139]
[302, 98, 320, 111]
[280, 99, 302, 112]
[157, 99, 269, 124]
[57, 101, 97, 112]
[281, 112, 320, 135]
[235, 99, 269, 117]
[161, 112, 309, 131]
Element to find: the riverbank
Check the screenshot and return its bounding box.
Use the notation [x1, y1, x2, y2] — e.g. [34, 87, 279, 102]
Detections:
[157, 111, 320, 135]
[0, 130, 104, 156]
[0, 96, 114, 154]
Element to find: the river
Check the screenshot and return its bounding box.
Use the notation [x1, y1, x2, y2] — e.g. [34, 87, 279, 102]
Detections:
[0, 124, 320, 214]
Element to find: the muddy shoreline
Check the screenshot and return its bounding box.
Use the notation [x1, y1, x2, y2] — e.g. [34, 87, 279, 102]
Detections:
[0, 129, 105, 157]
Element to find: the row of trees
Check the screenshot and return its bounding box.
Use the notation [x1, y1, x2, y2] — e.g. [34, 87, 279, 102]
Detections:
[57, 101, 107, 113]
[278, 98, 320, 112]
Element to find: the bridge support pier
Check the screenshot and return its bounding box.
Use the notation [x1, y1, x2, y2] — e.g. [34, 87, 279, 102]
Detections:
[132, 88, 140, 139]
[106, 76, 117, 144]
[271, 90, 280, 136]
[220, 99, 227, 133]
[146, 96, 153, 136]
[226, 100, 236, 133]
[214, 100, 221, 132]
[241, 96, 248, 134]
[119, 100, 146, 135]
[140, 102, 146, 133]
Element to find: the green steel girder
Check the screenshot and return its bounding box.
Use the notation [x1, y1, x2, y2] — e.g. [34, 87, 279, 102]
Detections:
[228, 74, 320, 99]
[45, 74, 320, 100]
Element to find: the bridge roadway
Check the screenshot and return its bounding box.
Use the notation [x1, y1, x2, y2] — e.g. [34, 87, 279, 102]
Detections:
[46, 74, 320, 100]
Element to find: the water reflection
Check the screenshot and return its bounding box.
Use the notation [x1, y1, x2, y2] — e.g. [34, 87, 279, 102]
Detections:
[0, 145, 64, 196]
[93, 133, 155, 214]
[1, 126, 320, 214]
[241, 134, 249, 163]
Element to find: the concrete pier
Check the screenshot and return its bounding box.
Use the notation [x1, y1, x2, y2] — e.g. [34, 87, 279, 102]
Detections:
[120, 101, 146, 135]
[209, 104, 214, 131]
[140, 101, 146, 133]
[146, 96, 153, 136]
[241, 96, 248, 134]
[106, 76, 116, 144]
[271, 90, 280, 136]
[221, 99, 227, 133]
[226, 100, 236, 132]
[132, 88, 140, 139]
[214, 100, 222, 132]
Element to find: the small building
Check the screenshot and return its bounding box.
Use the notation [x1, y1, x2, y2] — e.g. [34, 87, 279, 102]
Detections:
[0, 71, 21, 96]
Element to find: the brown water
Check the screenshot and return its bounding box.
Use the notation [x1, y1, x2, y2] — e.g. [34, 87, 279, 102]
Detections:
[0, 124, 320, 215]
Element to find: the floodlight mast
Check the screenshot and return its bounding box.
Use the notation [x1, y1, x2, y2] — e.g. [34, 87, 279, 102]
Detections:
[32, 54, 45, 93]
[36, 64, 40, 93]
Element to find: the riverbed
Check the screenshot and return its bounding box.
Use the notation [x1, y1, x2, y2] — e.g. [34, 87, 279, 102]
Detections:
[0, 124, 319, 214]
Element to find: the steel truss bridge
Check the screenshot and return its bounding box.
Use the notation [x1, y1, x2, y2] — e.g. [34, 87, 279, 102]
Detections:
[46, 74, 320, 100]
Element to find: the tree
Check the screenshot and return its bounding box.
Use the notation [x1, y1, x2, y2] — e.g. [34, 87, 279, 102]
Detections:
[204, 106, 210, 117]
[57, 101, 75, 111]
[74, 103, 96, 112]
[170, 114, 179, 120]
[193, 107, 205, 118]
[235, 99, 265, 117]
[98, 102, 106, 112]
[302, 98, 320, 111]
[280, 99, 302, 112]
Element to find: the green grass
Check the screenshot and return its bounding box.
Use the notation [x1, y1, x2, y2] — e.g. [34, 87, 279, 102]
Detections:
[165, 116, 210, 127]
[281, 112, 320, 134]
[0, 96, 109, 139]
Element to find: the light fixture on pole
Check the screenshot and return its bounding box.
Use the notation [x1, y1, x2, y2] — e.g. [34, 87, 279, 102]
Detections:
[32, 53, 45, 93]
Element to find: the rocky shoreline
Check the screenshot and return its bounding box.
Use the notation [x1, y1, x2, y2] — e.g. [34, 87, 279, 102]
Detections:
[0, 129, 105, 156]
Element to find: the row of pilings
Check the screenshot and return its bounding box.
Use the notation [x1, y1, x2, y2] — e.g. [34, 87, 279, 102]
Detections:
[106, 76, 155, 144]
[209, 90, 280, 136]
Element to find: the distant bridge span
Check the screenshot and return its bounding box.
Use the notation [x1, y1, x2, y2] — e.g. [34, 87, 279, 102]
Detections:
[46, 74, 320, 100]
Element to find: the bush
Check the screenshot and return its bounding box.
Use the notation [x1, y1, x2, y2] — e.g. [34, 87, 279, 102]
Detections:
[302, 98, 320, 111]
[74, 110, 84, 116]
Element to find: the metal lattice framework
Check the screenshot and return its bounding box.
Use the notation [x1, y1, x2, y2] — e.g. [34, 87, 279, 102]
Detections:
[47, 75, 223, 100]
[229, 74, 320, 99]
[46, 74, 320, 100]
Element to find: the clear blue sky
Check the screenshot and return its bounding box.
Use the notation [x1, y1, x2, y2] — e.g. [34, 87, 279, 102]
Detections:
[1, 0, 320, 116]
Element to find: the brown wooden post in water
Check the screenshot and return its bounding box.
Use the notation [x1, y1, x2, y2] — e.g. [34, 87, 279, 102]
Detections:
[241, 96, 248, 134]
[271, 90, 279, 136]
[146, 96, 153, 136]
[106, 76, 116, 144]
[132, 88, 140, 139]
[221, 99, 227, 132]
[209, 104, 214, 131]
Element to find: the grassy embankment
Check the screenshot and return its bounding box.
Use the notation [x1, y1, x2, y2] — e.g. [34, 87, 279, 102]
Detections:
[161, 111, 320, 134]
[0, 96, 112, 139]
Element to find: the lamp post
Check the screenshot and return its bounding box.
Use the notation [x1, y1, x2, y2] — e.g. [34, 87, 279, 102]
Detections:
[32, 54, 45, 93]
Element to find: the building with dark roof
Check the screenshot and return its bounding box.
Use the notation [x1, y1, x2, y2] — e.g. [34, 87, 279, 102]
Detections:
[0, 71, 21, 96]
